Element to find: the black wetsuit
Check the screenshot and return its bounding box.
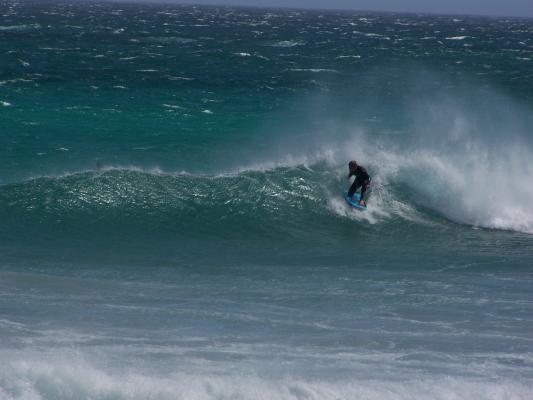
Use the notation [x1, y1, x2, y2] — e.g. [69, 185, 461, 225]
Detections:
[348, 165, 371, 200]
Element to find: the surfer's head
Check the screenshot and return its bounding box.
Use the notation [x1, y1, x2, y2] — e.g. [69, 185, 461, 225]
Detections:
[348, 160, 358, 172]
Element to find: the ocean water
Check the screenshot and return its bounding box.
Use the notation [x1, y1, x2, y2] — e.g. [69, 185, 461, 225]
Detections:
[1, 2, 533, 399]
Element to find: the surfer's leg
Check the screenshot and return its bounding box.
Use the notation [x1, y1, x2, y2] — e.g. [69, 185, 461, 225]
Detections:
[360, 181, 372, 202]
[348, 179, 361, 197]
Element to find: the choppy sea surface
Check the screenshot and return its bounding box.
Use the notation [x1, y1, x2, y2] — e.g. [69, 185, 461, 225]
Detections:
[1, 2, 533, 399]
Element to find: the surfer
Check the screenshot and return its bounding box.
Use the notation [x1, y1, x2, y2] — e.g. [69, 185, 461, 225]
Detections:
[347, 160, 371, 207]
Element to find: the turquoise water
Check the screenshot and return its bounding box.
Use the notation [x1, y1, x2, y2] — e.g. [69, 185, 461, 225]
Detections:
[1, 2, 533, 399]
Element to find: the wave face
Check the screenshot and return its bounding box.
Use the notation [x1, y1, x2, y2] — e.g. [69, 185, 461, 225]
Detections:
[0, 167, 341, 244]
[2, 3, 533, 400]
[3, 108, 533, 248]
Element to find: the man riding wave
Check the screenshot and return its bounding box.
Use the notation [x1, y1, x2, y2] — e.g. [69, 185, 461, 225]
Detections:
[347, 160, 371, 207]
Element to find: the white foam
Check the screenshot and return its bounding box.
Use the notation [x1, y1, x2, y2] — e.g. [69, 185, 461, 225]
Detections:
[370, 110, 533, 234]
[270, 40, 305, 47]
[328, 196, 387, 225]
[21, 164, 187, 183]
[446, 36, 469, 40]
[0, 355, 530, 400]
[0, 24, 41, 31]
[290, 68, 339, 73]
[162, 104, 184, 109]
[167, 76, 194, 81]
[364, 33, 391, 40]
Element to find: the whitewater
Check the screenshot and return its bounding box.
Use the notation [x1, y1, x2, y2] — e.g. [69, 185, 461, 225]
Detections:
[1, 2, 533, 399]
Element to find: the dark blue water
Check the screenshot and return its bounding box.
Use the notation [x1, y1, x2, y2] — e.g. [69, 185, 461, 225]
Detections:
[1, 2, 533, 399]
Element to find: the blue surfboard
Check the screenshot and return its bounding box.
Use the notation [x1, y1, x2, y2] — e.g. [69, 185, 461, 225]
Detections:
[344, 191, 367, 210]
